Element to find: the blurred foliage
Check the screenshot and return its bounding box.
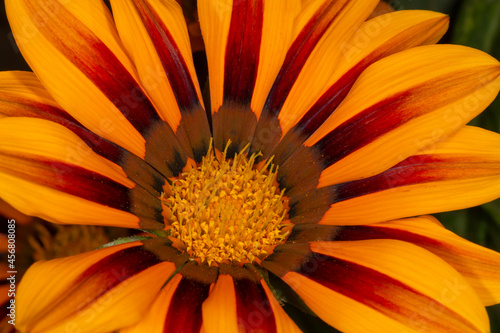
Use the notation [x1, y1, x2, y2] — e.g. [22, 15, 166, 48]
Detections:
[389, 0, 458, 13]
[397, 0, 500, 331]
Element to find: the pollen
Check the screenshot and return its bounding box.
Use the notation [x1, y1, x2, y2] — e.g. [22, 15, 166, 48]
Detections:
[161, 141, 290, 266]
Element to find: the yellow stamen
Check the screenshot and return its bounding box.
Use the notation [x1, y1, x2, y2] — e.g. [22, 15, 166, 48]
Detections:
[162, 141, 290, 266]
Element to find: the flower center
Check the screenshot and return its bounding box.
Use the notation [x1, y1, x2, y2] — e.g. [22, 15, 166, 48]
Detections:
[161, 142, 290, 266]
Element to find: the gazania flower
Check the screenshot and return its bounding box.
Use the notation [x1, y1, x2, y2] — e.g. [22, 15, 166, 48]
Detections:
[2, 0, 500, 332]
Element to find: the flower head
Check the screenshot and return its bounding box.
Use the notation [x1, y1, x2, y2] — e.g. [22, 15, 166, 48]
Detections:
[2, 0, 500, 332]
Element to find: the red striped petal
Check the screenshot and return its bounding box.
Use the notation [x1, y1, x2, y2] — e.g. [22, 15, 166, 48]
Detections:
[7, 0, 190, 176]
[17, 242, 175, 332]
[269, 10, 449, 165]
[249, 0, 378, 158]
[233, 277, 277, 332]
[0, 117, 168, 229]
[209, 0, 265, 153]
[264, 240, 489, 332]
[163, 277, 211, 332]
[278, 46, 500, 198]
[330, 216, 500, 306]
[115, 0, 211, 162]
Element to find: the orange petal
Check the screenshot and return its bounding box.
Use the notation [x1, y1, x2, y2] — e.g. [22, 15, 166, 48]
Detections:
[6, 0, 144, 156]
[269, 10, 449, 164]
[111, 0, 211, 162]
[125, 272, 213, 332]
[269, 240, 488, 332]
[260, 279, 302, 333]
[17, 241, 175, 333]
[0, 74, 174, 229]
[200, 0, 300, 152]
[331, 215, 500, 306]
[278, 45, 500, 198]
[6, 0, 189, 174]
[368, 1, 394, 20]
[201, 274, 301, 333]
[0, 117, 150, 228]
[313, 45, 500, 186]
[0, 71, 134, 166]
[250, 0, 379, 156]
[289, 126, 500, 225]
[0, 126, 162, 230]
[201, 274, 239, 332]
[120, 274, 183, 333]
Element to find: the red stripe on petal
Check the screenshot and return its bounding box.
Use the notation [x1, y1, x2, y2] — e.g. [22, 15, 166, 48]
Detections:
[335, 226, 446, 249]
[261, 0, 349, 115]
[290, 75, 351, 139]
[334, 154, 500, 203]
[315, 91, 410, 166]
[234, 278, 277, 333]
[278, 66, 499, 197]
[26, 1, 163, 135]
[40, 161, 131, 210]
[3, 98, 172, 211]
[223, 0, 263, 104]
[67, 246, 161, 311]
[275, 58, 376, 158]
[2, 154, 165, 228]
[66, 124, 123, 163]
[274, 11, 449, 164]
[1, 97, 123, 161]
[131, 0, 211, 161]
[250, 0, 350, 158]
[0, 155, 130, 211]
[314, 70, 491, 168]
[297, 252, 477, 332]
[132, 0, 202, 111]
[77, 246, 160, 283]
[271, 73, 353, 165]
[164, 277, 210, 333]
[211, 0, 264, 153]
[2, 96, 74, 122]
[2, 95, 167, 227]
[286, 149, 500, 223]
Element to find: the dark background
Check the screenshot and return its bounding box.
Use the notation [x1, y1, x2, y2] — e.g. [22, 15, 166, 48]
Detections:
[1, 0, 500, 331]
[1, 4, 29, 71]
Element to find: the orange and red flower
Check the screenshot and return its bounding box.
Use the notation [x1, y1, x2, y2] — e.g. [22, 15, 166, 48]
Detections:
[2, 0, 500, 332]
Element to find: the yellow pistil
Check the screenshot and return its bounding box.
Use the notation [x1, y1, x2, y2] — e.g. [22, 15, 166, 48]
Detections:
[162, 141, 290, 266]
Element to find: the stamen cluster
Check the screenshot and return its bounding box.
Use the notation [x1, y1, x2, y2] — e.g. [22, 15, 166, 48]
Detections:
[162, 143, 289, 266]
